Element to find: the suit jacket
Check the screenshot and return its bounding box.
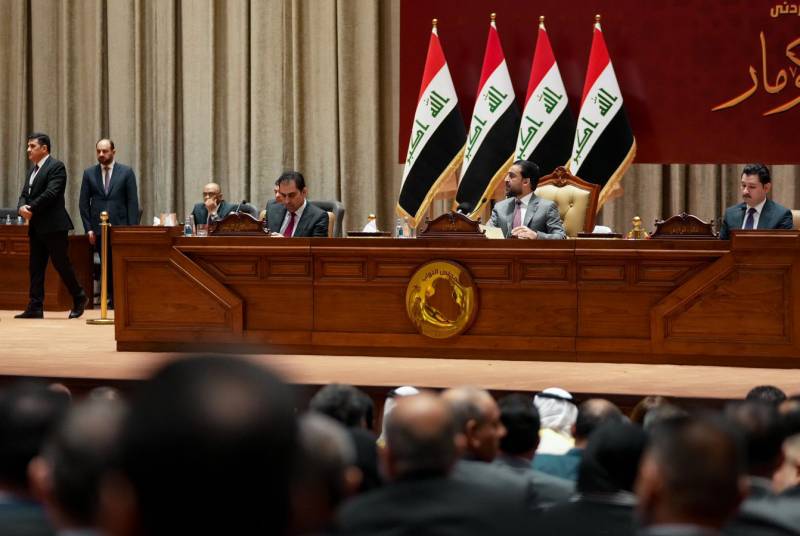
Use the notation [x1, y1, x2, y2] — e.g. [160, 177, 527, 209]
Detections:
[493, 454, 575, 508]
[538, 493, 637, 536]
[723, 481, 800, 536]
[17, 156, 73, 235]
[190, 200, 237, 227]
[336, 475, 536, 536]
[79, 162, 140, 234]
[533, 448, 584, 482]
[0, 499, 55, 536]
[266, 200, 328, 237]
[452, 459, 538, 510]
[489, 195, 566, 239]
[718, 199, 793, 240]
[639, 526, 721, 536]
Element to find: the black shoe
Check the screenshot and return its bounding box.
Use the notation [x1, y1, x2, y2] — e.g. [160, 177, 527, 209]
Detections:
[15, 310, 43, 319]
[69, 295, 88, 319]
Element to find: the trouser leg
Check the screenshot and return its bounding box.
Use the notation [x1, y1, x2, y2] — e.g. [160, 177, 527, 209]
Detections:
[43, 231, 85, 300]
[28, 232, 49, 310]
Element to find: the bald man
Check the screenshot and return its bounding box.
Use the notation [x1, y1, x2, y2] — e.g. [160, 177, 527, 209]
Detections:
[191, 183, 237, 227]
[337, 393, 534, 536]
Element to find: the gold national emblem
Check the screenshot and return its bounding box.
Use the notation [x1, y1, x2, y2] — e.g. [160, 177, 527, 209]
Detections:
[405, 260, 478, 339]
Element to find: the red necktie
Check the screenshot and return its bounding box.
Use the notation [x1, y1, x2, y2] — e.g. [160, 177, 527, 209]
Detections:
[512, 199, 522, 229]
[283, 212, 297, 237]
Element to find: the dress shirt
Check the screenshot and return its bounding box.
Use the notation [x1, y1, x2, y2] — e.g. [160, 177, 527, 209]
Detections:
[279, 200, 307, 237]
[513, 192, 533, 228]
[29, 154, 50, 185]
[741, 198, 766, 229]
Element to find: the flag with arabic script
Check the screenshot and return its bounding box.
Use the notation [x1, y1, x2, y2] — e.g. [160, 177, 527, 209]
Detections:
[569, 16, 636, 207]
[515, 17, 574, 175]
[456, 14, 520, 218]
[398, 20, 466, 227]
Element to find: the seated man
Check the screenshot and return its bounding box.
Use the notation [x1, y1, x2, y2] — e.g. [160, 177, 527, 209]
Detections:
[719, 163, 793, 240]
[191, 182, 236, 226]
[266, 171, 328, 237]
[489, 160, 566, 240]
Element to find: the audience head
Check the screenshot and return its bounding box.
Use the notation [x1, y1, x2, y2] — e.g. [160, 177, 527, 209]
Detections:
[441, 386, 506, 462]
[629, 395, 669, 426]
[498, 394, 540, 459]
[773, 407, 800, 492]
[577, 421, 646, 494]
[636, 414, 746, 529]
[276, 170, 308, 213]
[642, 403, 687, 432]
[725, 401, 786, 478]
[102, 355, 297, 536]
[378, 386, 420, 444]
[383, 393, 458, 480]
[30, 399, 127, 529]
[0, 382, 69, 495]
[291, 413, 361, 534]
[740, 163, 772, 207]
[534, 387, 577, 436]
[746, 385, 787, 407]
[573, 398, 624, 446]
[310, 383, 372, 429]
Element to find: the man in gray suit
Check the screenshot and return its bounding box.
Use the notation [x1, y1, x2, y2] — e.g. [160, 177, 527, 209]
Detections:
[719, 164, 793, 240]
[489, 160, 566, 239]
[266, 171, 328, 238]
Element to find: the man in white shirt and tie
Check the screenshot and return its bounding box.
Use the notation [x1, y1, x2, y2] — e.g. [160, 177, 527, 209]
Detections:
[488, 160, 566, 240]
[78, 138, 140, 308]
[719, 164, 793, 240]
[265, 171, 329, 238]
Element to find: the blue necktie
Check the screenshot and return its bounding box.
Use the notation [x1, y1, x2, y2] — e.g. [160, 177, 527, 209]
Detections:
[743, 207, 756, 230]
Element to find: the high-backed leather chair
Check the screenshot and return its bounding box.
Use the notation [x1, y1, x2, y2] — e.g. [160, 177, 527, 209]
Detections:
[534, 166, 600, 237]
[309, 200, 345, 238]
[792, 210, 800, 230]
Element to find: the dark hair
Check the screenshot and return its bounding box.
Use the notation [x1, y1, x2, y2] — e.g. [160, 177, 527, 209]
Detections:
[114, 355, 297, 535]
[648, 414, 744, 523]
[310, 384, 371, 428]
[277, 170, 306, 191]
[27, 132, 51, 153]
[498, 393, 540, 454]
[513, 159, 541, 189]
[0, 382, 69, 489]
[742, 163, 771, 185]
[577, 421, 646, 493]
[44, 399, 126, 525]
[630, 395, 669, 426]
[96, 138, 115, 150]
[746, 385, 786, 407]
[725, 401, 786, 476]
[574, 399, 624, 440]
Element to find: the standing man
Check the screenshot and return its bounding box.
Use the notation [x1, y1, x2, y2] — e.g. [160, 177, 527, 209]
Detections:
[489, 160, 566, 239]
[266, 171, 328, 237]
[191, 182, 236, 226]
[79, 138, 140, 308]
[16, 132, 88, 319]
[719, 163, 793, 240]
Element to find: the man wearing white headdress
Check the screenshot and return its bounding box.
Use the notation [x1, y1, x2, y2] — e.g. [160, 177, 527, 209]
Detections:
[377, 386, 420, 447]
[533, 387, 577, 455]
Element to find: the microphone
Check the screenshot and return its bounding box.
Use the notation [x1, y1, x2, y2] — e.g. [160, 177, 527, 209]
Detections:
[456, 202, 472, 215]
[235, 200, 248, 214]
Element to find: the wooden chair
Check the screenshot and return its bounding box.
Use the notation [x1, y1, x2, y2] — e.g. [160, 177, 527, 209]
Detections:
[534, 166, 600, 237]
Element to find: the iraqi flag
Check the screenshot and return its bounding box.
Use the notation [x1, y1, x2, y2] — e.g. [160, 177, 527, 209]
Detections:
[569, 15, 636, 208]
[398, 20, 466, 228]
[456, 14, 519, 218]
[515, 16, 574, 175]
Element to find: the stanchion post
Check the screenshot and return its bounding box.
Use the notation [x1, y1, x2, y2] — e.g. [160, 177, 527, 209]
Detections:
[87, 211, 114, 325]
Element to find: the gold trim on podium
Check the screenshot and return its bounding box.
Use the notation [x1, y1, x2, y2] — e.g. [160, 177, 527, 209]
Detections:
[87, 211, 114, 325]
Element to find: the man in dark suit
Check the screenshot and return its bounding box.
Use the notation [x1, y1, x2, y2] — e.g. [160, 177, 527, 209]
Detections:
[719, 164, 793, 240]
[636, 415, 747, 536]
[266, 171, 328, 237]
[16, 133, 88, 319]
[489, 159, 566, 239]
[336, 393, 533, 536]
[79, 139, 139, 308]
[190, 182, 237, 227]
